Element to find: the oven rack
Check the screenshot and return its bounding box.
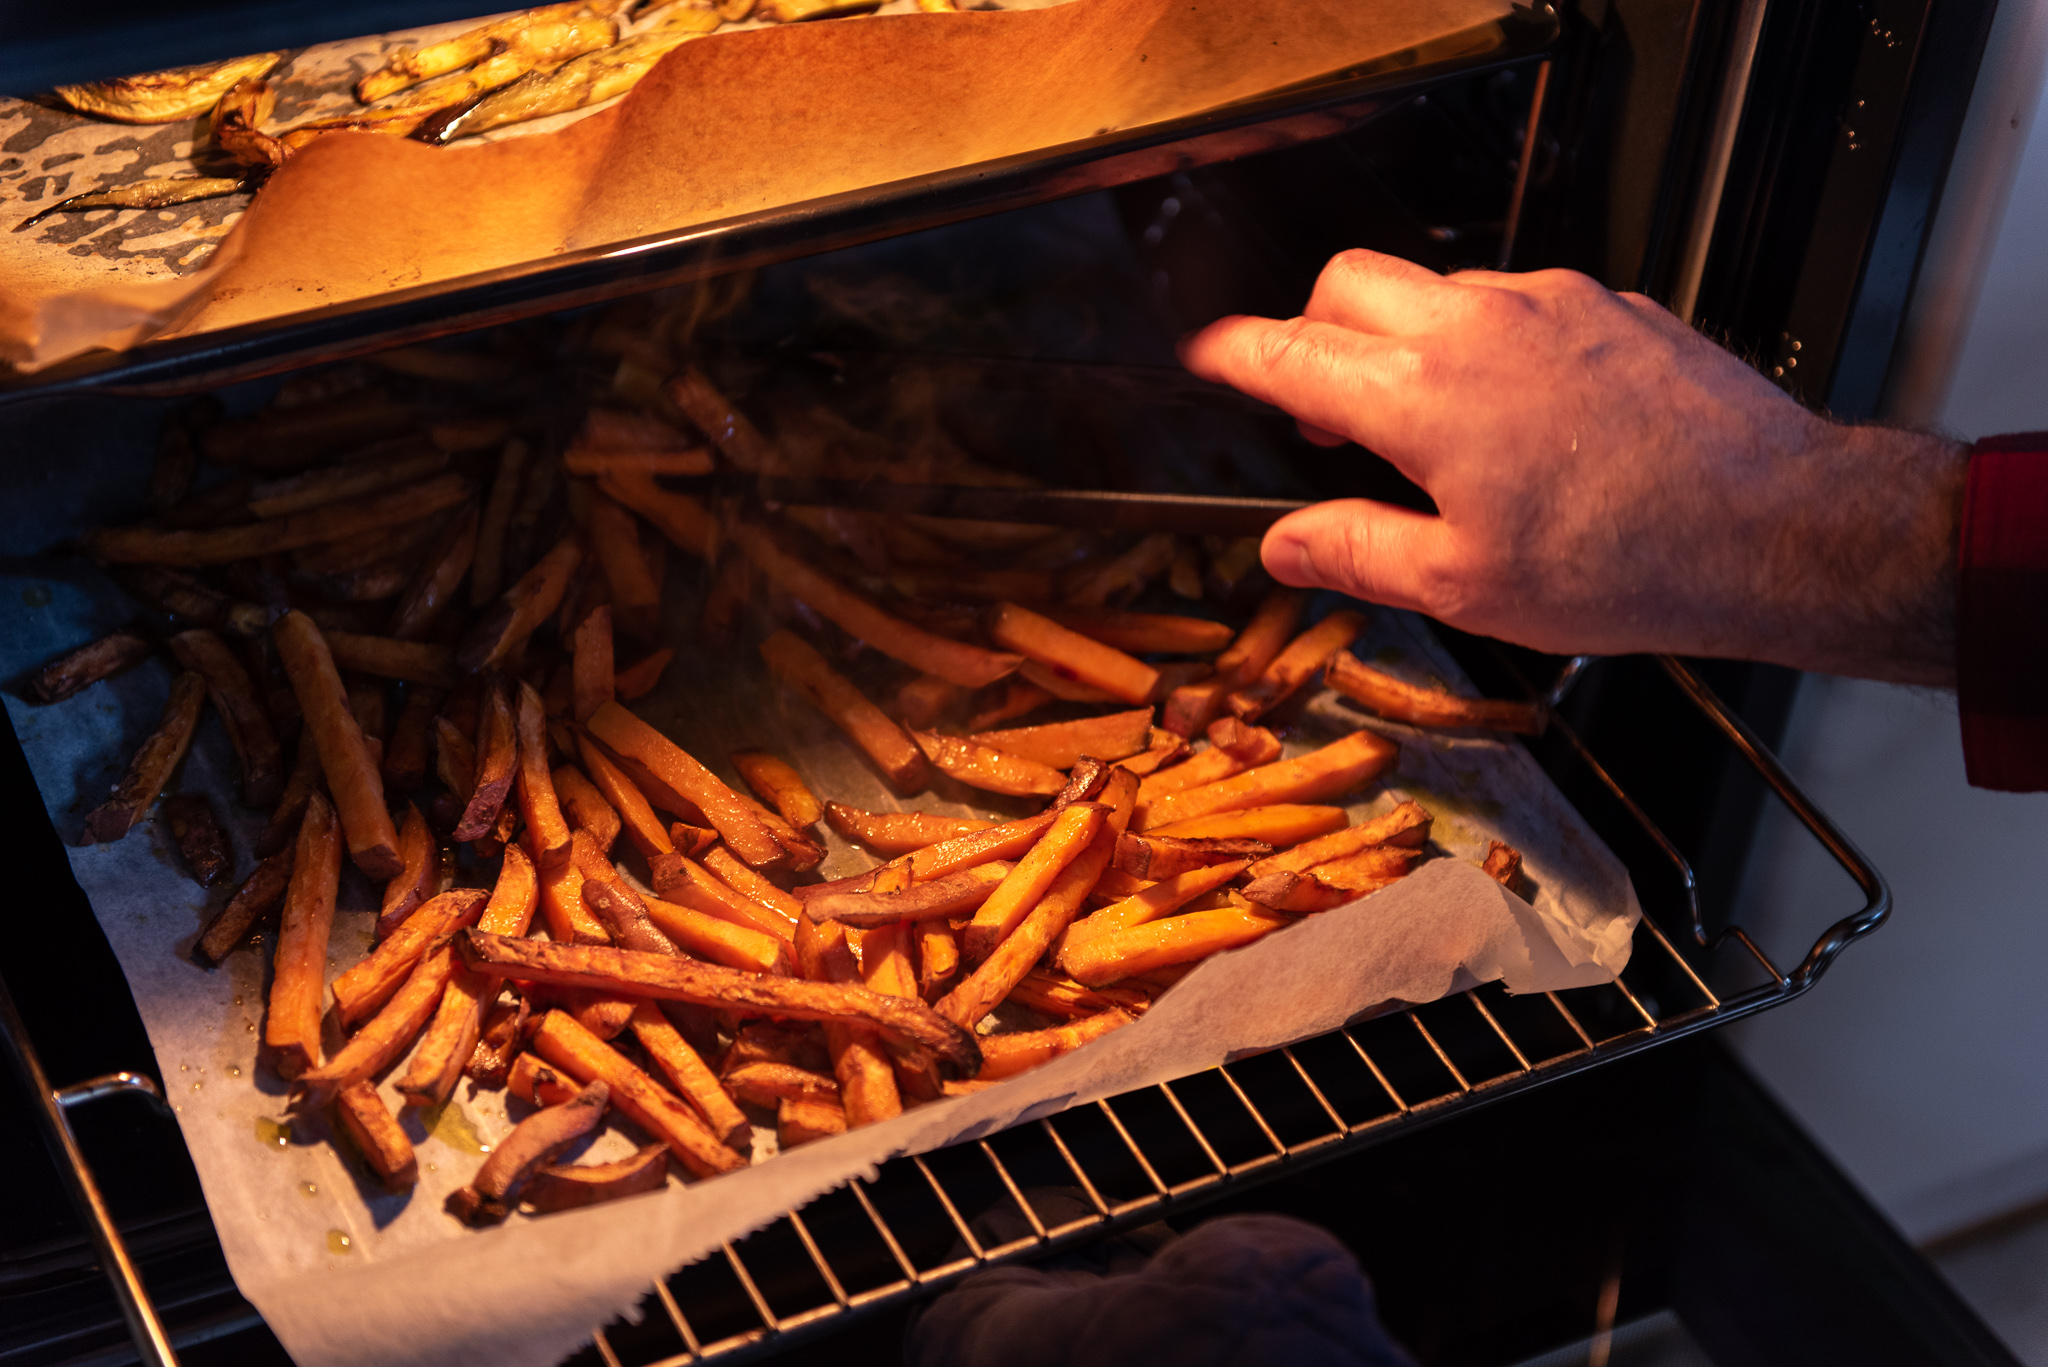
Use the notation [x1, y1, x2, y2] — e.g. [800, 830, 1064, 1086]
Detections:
[4, 651, 1886, 1367]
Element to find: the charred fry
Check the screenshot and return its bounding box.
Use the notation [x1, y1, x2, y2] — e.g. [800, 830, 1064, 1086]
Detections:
[265, 793, 341, 1078]
[373, 804, 439, 941]
[453, 680, 517, 842]
[30, 631, 151, 704]
[195, 848, 293, 966]
[161, 793, 230, 886]
[448, 1079, 610, 1226]
[84, 672, 205, 844]
[1325, 652, 1546, 735]
[806, 860, 1012, 928]
[524, 1144, 670, 1212]
[1114, 833, 1271, 882]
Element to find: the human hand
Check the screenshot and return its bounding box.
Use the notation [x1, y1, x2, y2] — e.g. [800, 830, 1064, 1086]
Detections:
[1180, 250, 1966, 686]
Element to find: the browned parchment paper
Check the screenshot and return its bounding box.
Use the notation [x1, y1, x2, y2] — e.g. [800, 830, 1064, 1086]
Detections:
[0, 0, 1510, 368]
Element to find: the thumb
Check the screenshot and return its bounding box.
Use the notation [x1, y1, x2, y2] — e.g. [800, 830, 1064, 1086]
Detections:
[1260, 499, 1447, 613]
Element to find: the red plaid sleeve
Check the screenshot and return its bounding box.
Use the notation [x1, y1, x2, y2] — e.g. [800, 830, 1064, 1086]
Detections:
[1958, 433, 2048, 791]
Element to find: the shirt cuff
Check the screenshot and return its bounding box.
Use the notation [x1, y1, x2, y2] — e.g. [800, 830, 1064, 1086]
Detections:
[1958, 432, 2048, 791]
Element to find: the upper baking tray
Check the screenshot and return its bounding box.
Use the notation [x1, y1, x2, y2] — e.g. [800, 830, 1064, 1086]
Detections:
[0, 4, 1556, 406]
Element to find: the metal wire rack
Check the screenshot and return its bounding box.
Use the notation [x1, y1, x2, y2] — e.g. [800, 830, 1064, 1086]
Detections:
[3, 653, 1886, 1367]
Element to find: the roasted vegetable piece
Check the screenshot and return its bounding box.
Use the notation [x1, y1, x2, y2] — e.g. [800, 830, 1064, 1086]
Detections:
[447, 1079, 610, 1226]
[523, 1144, 670, 1212]
[334, 1081, 418, 1193]
[761, 632, 927, 793]
[265, 793, 341, 1079]
[84, 672, 206, 844]
[421, 31, 697, 143]
[55, 52, 282, 123]
[195, 848, 293, 966]
[29, 631, 151, 704]
[1324, 651, 1547, 734]
[273, 611, 402, 878]
[161, 793, 230, 886]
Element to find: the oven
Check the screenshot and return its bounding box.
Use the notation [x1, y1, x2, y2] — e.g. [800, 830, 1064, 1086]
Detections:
[0, 0, 2009, 1362]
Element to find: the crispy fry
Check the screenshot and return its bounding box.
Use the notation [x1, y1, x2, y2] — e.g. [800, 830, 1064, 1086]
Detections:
[912, 729, 1063, 798]
[701, 845, 805, 922]
[511, 681, 571, 871]
[1007, 969, 1152, 1021]
[1304, 845, 1423, 891]
[1228, 610, 1366, 721]
[958, 803, 1107, 964]
[113, 566, 268, 638]
[1064, 905, 1291, 987]
[1060, 859, 1250, 960]
[531, 1010, 746, 1178]
[161, 793, 230, 886]
[458, 533, 585, 673]
[1135, 719, 1282, 817]
[649, 853, 797, 945]
[574, 729, 673, 857]
[897, 673, 967, 729]
[779, 1096, 848, 1148]
[84, 474, 469, 566]
[916, 921, 959, 1001]
[471, 997, 530, 1087]
[759, 631, 927, 792]
[965, 676, 1054, 731]
[1146, 804, 1351, 845]
[30, 631, 151, 704]
[334, 1081, 418, 1193]
[588, 702, 785, 868]
[795, 915, 901, 1125]
[539, 843, 613, 946]
[256, 736, 323, 858]
[586, 493, 662, 641]
[1325, 652, 1546, 735]
[985, 602, 1159, 706]
[386, 505, 478, 643]
[979, 1008, 1135, 1080]
[553, 764, 622, 853]
[524, 1144, 670, 1212]
[372, 804, 439, 941]
[736, 525, 1022, 688]
[297, 942, 459, 1104]
[1134, 730, 1399, 832]
[641, 890, 793, 974]
[448, 1078, 610, 1226]
[807, 860, 1012, 928]
[597, 468, 721, 562]
[394, 966, 495, 1108]
[509, 1050, 582, 1106]
[1482, 840, 1526, 895]
[571, 604, 614, 722]
[1243, 801, 1433, 880]
[453, 680, 517, 842]
[472, 440, 528, 610]
[902, 809, 1059, 882]
[1214, 587, 1308, 685]
[731, 749, 823, 829]
[613, 648, 672, 701]
[822, 803, 991, 855]
[195, 848, 292, 965]
[1241, 870, 1366, 912]
[265, 793, 340, 1078]
[663, 368, 774, 471]
[337, 887, 487, 1026]
[272, 611, 401, 877]
[248, 448, 451, 520]
[941, 770, 1136, 1026]
[1038, 606, 1234, 655]
[1116, 727, 1193, 776]
[83, 671, 206, 843]
[861, 921, 942, 1101]
[1116, 833, 1273, 882]
[323, 632, 457, 688]
[468, 930, 982, 1077]
[380, 685, 438, 795]
[725, 1060, 840, 1107]
[630, 1004, 750, 1145]
[970, 707, 1154, 770]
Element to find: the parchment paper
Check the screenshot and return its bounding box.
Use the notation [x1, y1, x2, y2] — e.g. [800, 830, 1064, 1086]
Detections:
[0, 0, 1511, 369]
[10, 558, 1637, 1367]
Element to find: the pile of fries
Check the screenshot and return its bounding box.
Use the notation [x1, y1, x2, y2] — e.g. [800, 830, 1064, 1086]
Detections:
[35, 311, 1543, 1225]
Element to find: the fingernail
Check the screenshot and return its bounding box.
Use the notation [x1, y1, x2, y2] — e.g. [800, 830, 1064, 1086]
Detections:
[1261, 534, 1311, 586]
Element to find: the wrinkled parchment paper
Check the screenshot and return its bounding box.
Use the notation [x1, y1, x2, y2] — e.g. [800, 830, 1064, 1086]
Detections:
[10, 548, 1637, 1367]
[0, 0, 1511, 369]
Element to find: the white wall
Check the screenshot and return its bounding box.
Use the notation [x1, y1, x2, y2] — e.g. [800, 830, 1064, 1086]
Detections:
[1728, 0, 2048, 1244]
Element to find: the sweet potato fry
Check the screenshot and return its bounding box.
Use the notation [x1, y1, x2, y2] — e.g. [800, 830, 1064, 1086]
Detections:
[958, 803, 1107, 963]
[1061, 533, 1178, 608]
[1017, 659, 1120, 704]
[387, 503, 478, 641]
[758, 631, 927, 793]
[735, 525, 1022, 689]
[531, 1010, 746, 1178]
[702, 845, 805, 922]
[969, 707, 1154, 770]
[794, 914, 901, 1125]
[272, 611, 401, 877]
[195, 848, 293, 966]
[382, 685, 439, 793]
[523, 1144, 670, 1212]
[30, 631, 151, 704]
[807, 860, 1012, 928]
[336, 888, 487, 1026]
[509, 1050, 581, 1106]
[1162, 681, 1229, 739]
[334, 1081, 418, 1193]
[458, 533, 584, 673]
[917, 921, 959, 1001]
[649, 852, 798, 944]
[297, 941, 459, 1103]
[574, 729, 672, 857]
[1134, 719, 1282, 816]
[394, 965, 495, 1108]
[614, 647, 672, 701]
[1239, 870, 1361, 912]
[467, 929, 982, 1077]
[941, 770, 1136, 1026]
[471, 439, 528, 607]
[1116, 833, 1274, 882]
[1038, 607, 1234, 656]
[664, 368, 774, 470]
[565, 408, 712, 478]
[248, 448, 451, 520]
[587, 702, 785, 868]
[553, 764, 621, 853]
[265, 793, 341, 1078]
[1063, 905, 1291, 987]
[473, 843, 538, 941]
[85, 474, 470, 567]
[670, 823, 720, 857]
[978, 1008, 1135, 1080]
[323, 632, 458, 688]
[570, 604, 614, 722]
[731, 749, 822, 830]
[1114, 727, 1191, 777]
[83, 672, 206, 844]
[965, 677, 1054, 731]
[453, 680, 517, 842]
[861, 921, 942, 1101]
[1227, 612, 1362, 720]
[113, 565, 268, 637]
[372, 805, 439, 941]
[200, 395, 422, 469]
[538, 845, 613, 946]
[903, 809, 1059, 882]
[255, 735, 323, 857]
[1482, 840, 1527, 895]
[597, 468, 721, 562]
[823, 803, 992, 855]
[1214, 587, 1308, 685]
[1007, 969, 1151, 1021]
[293, 512, 446, 578]
[986, 602, 1158, 705]
[725, 1061, 840, 1107]
[642, 893, 793, 974]
[448, 1079, 610, 1226]
[1305, 844, 1423, 891]
[913, 729, 1064, 798]
[779, 1096, 848, 1148]
[1325, 652, 1546, 735]
[897, 673, 967, 729]
[511, 681, 571, 871]
[1133, 729, 1399, 833]
[470, 997, 529, 1087]
[161, 793, 230, 886]
[628, 1003, 750, 1145]
[586, 494, 662, 641]
[1146, 804, 1351, 845]
[1060, 859, 1251, 960]
[1243, 800, 1433, 881]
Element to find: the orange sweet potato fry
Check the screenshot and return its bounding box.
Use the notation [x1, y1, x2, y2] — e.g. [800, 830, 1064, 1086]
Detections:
[530, 1010, 746, 1179]
[726, 1061, 841, 1107]
[571, 603, 614, 722]
[1116, 833, 1273, 881]
[296, 941, 460, 1103]
[82, 671, 206, 844]
[29, 630, 151, 704]
[965, 676, 1054, 731]
[641, 893, 794, 974]
[903, 810, 1059, 882]
[1063, 905, 1292, 987]
[335, 888, 488, 1026]
[481, 840, 540, 936]
[1134, 730, 1399, 832]
[523, 1144, 671, 1212]
[394, 965, 495, 1108]
[779, 1096, 848, 1148]
[264, 792, 341, 1079]
[731, 748, 822, 830]
[1227, 610, 1366, 721]
[1305, 844, 1424, 891]
[334, 1080, 418, 1193]
[1134, 718, 1282, 816]
[614, 648, 672, 701]
[509, 1050, 582, 1106]
[513, 680, 571, 871]
[168, 629, 285, 807]
[897, 673, 968, 729]
[553, 763, 622, 852]
[457, 533, 584, 673]
[978, 1007, 1135, 1080]
[273, 610, 401, 877]
[734, 794, 826, 871]
[1243, 800, 1433, 881]
[598, 468, 721, 562]
[1006, 969, 1152, 1021]
[1038, 607, 1234, 655]
[760, 631, 927, 793]
[702, 844, 805, 922]
[1060, 859, 1251, 960]
[1325, 651, 1546, 735]
[806, 860, 1012, 928]
[629, 1003, 750, 1146]
[1145, 803, 1352, 845]
[575, 729, 673, 858]
[913, 729, 1064, 798]
[649, 852, 798, 943]
[387, 503, 478, 642]
[452, 679, 517, 842]
[957, 803, 1107, 963]
[823, 803, 992, 855]
[586, 702, 784, 868]
[917, 921, 959, 1001]
[195, 848, 294, 966]
[323, 631, 459, 687]
[795, 914, 902, 1126]
[1214, 587, 1308, 685]
[969, 707, 1154, 770]
[373, 804, 440, 941]
[587, 492, 662, 641]
[539, 837, 614, 945]
[985, 602, 1158, 705]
